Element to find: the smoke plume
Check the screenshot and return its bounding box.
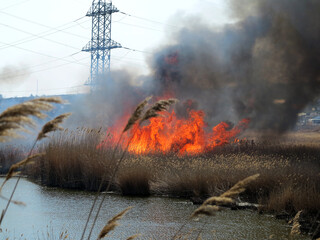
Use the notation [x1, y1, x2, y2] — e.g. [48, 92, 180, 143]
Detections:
[72, 0, 320, 134]
[148, 0, 320, 133]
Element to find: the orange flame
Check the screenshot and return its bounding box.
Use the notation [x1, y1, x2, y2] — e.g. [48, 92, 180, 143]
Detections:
[98, 109, 250, 156]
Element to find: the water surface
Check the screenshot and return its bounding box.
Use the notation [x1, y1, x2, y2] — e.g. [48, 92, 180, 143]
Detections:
[0, 178, 309, 240]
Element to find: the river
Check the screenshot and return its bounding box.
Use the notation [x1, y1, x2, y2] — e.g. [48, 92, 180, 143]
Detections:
[0, 178, 309, 240]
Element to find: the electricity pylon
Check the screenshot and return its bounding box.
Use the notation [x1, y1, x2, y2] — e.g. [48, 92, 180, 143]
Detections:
[82, 0, 121, 88]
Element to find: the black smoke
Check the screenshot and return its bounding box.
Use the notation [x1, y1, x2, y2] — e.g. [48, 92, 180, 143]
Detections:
[71, 0, 320, 134]
[148, 0, 320, 133]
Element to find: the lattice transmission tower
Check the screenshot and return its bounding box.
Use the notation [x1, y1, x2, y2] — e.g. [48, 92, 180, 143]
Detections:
[82, 0, 121, 88]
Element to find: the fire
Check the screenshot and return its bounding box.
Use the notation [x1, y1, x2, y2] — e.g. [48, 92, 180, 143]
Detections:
[98, 108, 250, 156]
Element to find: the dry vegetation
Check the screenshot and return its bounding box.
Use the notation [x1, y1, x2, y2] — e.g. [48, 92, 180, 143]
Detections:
[0, 96, 319, 238]
[18, 129, 320, 217]
[20, 129, 319, 238]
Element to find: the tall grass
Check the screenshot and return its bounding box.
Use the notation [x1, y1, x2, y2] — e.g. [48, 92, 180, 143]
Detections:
[28, 128, 115, 191]
[0, 145, 24, 174]
[21, 129, 320, 215]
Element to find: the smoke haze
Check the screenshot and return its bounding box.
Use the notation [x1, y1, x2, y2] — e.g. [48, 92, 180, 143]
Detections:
[0, 65, 29, 86]
[148, 0, 320, 133]
[72, 0, 320, 134]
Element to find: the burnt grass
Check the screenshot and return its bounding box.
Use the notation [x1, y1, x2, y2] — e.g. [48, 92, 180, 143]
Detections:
[1, 130, 320, 238]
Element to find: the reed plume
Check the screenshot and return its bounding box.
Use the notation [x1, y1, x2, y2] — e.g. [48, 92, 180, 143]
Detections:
[126, 234, 141, 240]
[0, 153, 45, 192]
[202, 196, 234, 206]
[220, 174, 260, 198]
[140, 98, 177, 123]
[190, 174, 260, 219]
[290, 210, 302, 235]
[0, 194, 25, 206]
[98, 206, 132, 239]
[0, 97, 64, 142]
[37, 113, 72, 140]
[0, 97, 66, 226]
[181, 173, 260, 239]
[82, 97, 177, 240]
[191, 205, 220, 218]
[123, 96, 152, 133]
[98, 222, 118, 239]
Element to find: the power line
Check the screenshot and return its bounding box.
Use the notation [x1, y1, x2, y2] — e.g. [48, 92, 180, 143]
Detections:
[0, 22, 81, 51]
[0, 51, 82, 76]
[113, 51, 146, 62]
[26, 51, 83, 70]
[0, 55, 88, 80]
[114, 20, 165, 33]
[0, 0, 31, 11]
[0, 18, 89, 51]
[1, 84, 87, 93]
[0, 10, 87, 40]
[119, 11, 181, 29]
[122, 46, 152, 55]
[0, 40, 87, 66]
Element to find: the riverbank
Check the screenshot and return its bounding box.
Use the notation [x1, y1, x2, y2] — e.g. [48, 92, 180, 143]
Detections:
[1, 130, 320, 238]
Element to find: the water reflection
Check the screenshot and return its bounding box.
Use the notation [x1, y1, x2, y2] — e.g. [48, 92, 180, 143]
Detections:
[0, 178, 309, 240]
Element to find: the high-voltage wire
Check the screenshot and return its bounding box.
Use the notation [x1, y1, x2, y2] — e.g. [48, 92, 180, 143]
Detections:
[0, 0, 31, 10]
[0, 55, 89, 80]
[0, 22, 81, 50]
[0, 11, 87, 40]
[0, 40, 88, 67]
[119, 11, 181, 29]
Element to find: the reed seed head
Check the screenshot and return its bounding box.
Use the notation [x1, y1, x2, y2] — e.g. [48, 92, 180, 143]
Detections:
[290, 210, 302, 235]
[191, 205, 220, 218]
[126, 234, 141, 240]
[37, 113, 72, 141]
[140, 98, 178, 123]
[107, 206, 132, 224]
[98, 206, 132, 239]
[0, 97, 65, 142]
[0, 153, 45, 192]
[220, 174, 260, 198]
[98, 222, 119, 239]
[123, 96, 152, 133]
[203, 196, 234, 206]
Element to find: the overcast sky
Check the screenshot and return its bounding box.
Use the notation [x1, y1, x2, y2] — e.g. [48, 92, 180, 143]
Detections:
[0, 0, 233, 98]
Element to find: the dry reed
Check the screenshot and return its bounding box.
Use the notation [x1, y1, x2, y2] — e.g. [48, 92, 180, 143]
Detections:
[140, 98, 177, 123]
[98, 206, 132, 239]
[220, 173, 260, 198]
[290, 210, 302, 235]
[191, 205, 220, 218]
[181, 173, 260, 239]
[0, 153, 45, 192]
[126, 234, 141, 240]
[0, 97, 68, 226]
[123, 96, 152, 132]
[98, 222, 118, 239]
[82, 97, 178, 240]
[37, 113, 71, 140]
[202, 196, 234, 206]
[191, 174, 260, 219]
[0, 97, 64, 142]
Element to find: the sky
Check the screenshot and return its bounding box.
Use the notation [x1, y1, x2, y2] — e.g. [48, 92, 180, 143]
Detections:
[0, 0, 233, 98]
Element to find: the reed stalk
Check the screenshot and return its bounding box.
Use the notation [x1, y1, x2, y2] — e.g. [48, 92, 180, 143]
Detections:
[0, 112, 70, 225]
[81, 97, 177, 240]
[171, 173, 260, 239]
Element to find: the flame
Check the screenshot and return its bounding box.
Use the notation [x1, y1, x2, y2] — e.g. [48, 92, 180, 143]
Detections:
[98, 108, 250, 156]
